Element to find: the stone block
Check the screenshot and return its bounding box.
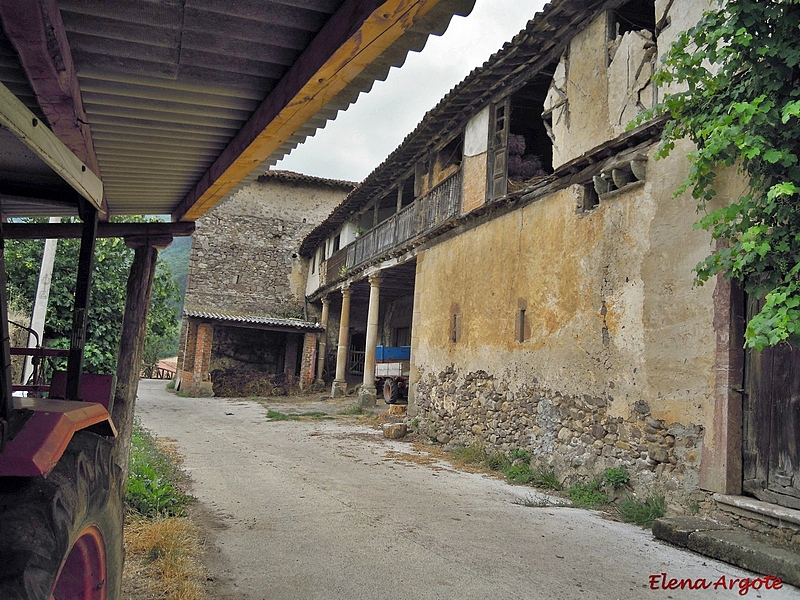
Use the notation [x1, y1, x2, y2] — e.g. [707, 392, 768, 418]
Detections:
[383, 423, 407, 439]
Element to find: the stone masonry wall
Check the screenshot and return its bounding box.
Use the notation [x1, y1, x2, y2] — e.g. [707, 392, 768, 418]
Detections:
[185, 173, 352, 317]
[414, 367, 708, 509]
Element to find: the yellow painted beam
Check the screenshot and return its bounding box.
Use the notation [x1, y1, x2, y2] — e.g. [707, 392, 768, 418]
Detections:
[174, 0, 443, 222]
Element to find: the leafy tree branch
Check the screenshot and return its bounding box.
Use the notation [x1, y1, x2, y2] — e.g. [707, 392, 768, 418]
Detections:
[5, 218, 180, 375]
[642, 0, 800, 348]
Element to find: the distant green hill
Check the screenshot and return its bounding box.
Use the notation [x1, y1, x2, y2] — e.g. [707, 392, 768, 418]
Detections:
[159, 235, 192, 313]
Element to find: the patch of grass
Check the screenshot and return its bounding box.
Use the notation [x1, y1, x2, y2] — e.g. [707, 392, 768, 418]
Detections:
[166, 380, 175, 390]
[267, 410, 292, 420]
[411, 418, 419, 428]
[529, 467, 562, 491]
[617, 494, 666, 527]
[604, 466, 631, 489]
[483, 451, 511, 472]
[567, 479, 608, 509]
[337, 404, 364, 415]
[506, 464, 534, 484]
[126, 421, 192, 518]
[514, 494, 570, 508]
[688, 501, 700, 515]
[451, 443, 487, 465]
[125, 516, 206, 600]
[266, 410, 329, 420]
[508, 448, 531, 463]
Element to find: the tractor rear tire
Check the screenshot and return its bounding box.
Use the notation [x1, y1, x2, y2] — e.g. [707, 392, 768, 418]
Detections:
[383, 378, 399, 404]
[0, 430, 124, 600]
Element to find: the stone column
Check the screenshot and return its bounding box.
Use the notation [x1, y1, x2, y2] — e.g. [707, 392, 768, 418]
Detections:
[358, 274, 382, 407]
[316, 296, 330, 383]
[331, 285, 351, 398]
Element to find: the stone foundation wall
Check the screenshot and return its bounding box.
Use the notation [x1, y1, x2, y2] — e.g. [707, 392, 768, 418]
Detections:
[414, 366, 707, 509]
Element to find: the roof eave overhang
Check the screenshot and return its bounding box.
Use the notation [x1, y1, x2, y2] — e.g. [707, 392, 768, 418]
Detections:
[172, 0, 467, 223]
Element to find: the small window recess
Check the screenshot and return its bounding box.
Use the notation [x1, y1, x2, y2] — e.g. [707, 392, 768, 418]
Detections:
[311, 250, 316, 274]
[577, 184, 600, 213]
[516, 309, 526, 343]
[592, 154, 647, 199]
[451, 313, 460, 344]
[332, 234, 341, 253]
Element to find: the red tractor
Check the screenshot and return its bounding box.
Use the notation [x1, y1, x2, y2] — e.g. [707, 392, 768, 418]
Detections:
[0, 1, 471, 597]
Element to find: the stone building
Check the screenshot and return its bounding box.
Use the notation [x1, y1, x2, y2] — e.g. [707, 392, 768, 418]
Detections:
[177, 170, 354, 396]
[298, 0, 800, 539]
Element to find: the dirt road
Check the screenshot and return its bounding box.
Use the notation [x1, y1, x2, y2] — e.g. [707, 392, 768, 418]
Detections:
[135, 380, 800, 600]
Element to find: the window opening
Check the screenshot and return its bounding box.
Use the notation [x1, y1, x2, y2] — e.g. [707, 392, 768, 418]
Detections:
[516, 309, 526, 343]
[333, 234, 340, 253]
[401, 178, 415, 207]
[578, 184, 600, 213]
[507, 72, 556, 192]
[451, 313, 460, 343]
[612, 0, 656, 38]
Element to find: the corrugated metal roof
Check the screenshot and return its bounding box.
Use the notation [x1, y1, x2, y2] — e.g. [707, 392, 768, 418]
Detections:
[0, 0, 475, 219]
[300, 0, 615, 256]
[184, 309, 324, 332]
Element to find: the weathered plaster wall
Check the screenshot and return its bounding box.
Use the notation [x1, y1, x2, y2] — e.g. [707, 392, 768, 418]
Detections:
[411, 142, 719, 506]
[185, 178, 349, 316]
[549, 14, 614, 167]
[462, 107, 489, 214]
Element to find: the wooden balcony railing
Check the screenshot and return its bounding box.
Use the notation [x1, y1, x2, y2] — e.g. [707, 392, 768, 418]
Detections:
[319, 170, 462, 284]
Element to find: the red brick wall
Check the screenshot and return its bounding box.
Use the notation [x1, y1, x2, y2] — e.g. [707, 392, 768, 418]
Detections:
[299, 332, 317, 390]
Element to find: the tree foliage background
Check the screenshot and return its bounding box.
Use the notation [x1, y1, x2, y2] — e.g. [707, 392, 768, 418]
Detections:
[644, 0, 800, 348]
[5, 220, 180, 375]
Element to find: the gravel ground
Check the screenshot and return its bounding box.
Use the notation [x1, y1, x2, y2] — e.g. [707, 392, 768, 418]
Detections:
[135, 379, 800, 600]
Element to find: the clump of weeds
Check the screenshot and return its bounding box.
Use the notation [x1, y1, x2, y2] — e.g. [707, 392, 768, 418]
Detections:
[617, 494, 666, 527]
[603, 466, 631, 490]
[567, 478, 608, 509]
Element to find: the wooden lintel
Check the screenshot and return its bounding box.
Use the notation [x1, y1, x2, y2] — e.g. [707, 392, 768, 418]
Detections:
[0, 82, 103, 211]
[2, 221, 195, 240]
[173, 0, 445, 222]
[124, 234, 175, 250]
[0, 0, 107, 217]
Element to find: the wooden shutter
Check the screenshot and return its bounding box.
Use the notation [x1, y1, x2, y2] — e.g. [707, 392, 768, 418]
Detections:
[488, 96, 510, 200]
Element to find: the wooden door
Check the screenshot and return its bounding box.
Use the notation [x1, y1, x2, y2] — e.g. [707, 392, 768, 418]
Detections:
[742, 294, 800, 509]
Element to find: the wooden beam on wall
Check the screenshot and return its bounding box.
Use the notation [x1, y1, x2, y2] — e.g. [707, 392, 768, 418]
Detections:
[0, 82, 103, 211]
[0, 0, 106, 216]
[3, 221, 195, 240]
[173, 0, 445, 222]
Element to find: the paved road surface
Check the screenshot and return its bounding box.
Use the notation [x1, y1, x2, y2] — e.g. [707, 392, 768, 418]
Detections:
[135, 379, 800, 600]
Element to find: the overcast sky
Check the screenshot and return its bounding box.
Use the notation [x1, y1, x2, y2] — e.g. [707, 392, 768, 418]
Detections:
[274, 0, 548, 183]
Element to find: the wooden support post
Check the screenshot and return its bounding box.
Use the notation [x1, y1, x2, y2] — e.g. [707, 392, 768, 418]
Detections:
[111, 243, 158, 481]
[396, 182, 404, 213]
[66, 205, 97, 400]
[0, 221, 13, 450]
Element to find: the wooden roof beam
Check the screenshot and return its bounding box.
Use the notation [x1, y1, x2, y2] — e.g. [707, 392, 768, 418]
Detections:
[2, 221, 195, 240]
[0, 0, 107, 218]
[173, 0, 447, 222]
